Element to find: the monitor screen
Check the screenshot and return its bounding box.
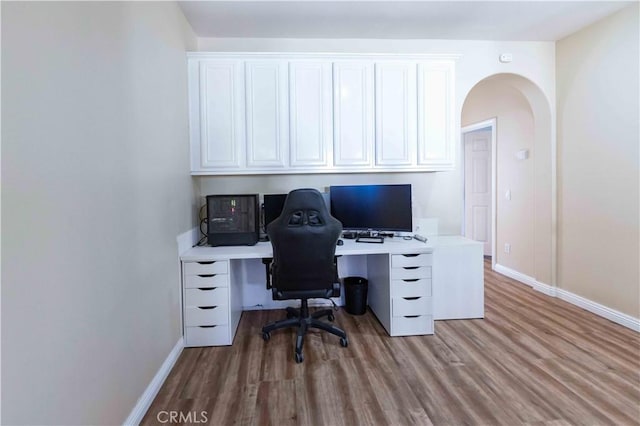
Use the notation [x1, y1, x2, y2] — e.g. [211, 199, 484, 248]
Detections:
[329, 184, 412, 232]
[263, 194, 288, 230]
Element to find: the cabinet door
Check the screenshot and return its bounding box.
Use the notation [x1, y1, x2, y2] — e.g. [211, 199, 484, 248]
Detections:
[417, 61, 455, 170]
[375, 62, 417, 166]
[196, 60, 245, 169]
[288, 61, 333, 167]
[333, 61, 374, 167]
[433, 241, 484, 320]
[245, 61, 289, 168]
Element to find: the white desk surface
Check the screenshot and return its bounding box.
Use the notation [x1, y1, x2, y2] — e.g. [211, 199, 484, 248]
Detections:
[180, 235, 478, 262]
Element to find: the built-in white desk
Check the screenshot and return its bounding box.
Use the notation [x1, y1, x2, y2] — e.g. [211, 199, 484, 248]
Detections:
[180, 236, 483, 347]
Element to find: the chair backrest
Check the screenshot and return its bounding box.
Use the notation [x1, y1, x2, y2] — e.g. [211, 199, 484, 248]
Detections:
[267, 188, 342, 297]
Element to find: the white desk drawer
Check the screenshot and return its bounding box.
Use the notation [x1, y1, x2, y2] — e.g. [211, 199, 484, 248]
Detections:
[184, 274, 229, 289]
[391, 315, 433, 336]
[184, 305, 229, 327]
[185, 325, 230, 347]
[391, 266, 432, 280]
[392, 296, 432, 316]
[185, 287, 228, 307]
[391, 253, 433, 268]
[391, 279, 432, 298]
[183, 261, 228, 276]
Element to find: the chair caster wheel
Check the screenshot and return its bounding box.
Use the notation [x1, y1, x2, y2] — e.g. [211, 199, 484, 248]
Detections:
[340, 337, 349, 347]
[295, 352, 304, 363]
[262, 331, 270, 341]
[327, 313, 335, 322]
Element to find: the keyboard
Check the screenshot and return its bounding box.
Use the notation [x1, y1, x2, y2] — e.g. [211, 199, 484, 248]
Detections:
[355, 236, 384, 244]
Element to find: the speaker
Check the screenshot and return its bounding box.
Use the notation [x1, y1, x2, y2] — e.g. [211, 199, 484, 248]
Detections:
[206, 194, 259, 246]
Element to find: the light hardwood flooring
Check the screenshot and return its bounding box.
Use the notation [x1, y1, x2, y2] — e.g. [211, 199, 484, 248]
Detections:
[142, 261, 640, 425]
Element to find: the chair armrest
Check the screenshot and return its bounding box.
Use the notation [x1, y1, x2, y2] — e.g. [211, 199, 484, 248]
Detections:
[262, 258, 273, 290]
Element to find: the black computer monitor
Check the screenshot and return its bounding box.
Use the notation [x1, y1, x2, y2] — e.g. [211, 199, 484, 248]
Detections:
[329, 184, 412, 232]
[263, 193, 288, 231]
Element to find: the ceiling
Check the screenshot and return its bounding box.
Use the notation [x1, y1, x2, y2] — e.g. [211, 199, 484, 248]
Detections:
[178, 1, 633, 41]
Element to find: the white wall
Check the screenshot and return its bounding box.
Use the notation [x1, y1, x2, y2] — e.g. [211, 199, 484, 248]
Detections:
[556, 4, 639, 317]
[195, 38, 555, 236]
[462, 81, 536, 276]
[2, 2, 196, 424]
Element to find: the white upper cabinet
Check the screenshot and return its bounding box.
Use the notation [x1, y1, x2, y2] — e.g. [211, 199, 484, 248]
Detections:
[417, 60, 456, 170]
[188, 53, 457, 175]
[333, 61, 374, 167]
[375, 62, 418, 167]
[244, 61, 289, 168]
[288, 61, 333, 168]
[189, 59, 245, 170]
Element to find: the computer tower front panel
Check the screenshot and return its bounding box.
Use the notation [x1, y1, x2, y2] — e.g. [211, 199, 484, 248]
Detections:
[206, 194, 259, 246]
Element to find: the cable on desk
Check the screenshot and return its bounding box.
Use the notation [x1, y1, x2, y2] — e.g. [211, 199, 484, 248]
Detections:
[192, 204, 208, 247]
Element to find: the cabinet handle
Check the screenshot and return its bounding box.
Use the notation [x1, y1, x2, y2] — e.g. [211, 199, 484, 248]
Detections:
[403, 266, 419, 270]
[198, 261, 215, 265]
[402, 279, 419, 282]
[198, 325, 217, 328]
[402, 254, 419, 257]
[403, 315, 420, 319]
[197, 306, 217, 310]
[403, 297, 421, 301]
[197, 274, 216, 278]
[197, 287, 217, 291]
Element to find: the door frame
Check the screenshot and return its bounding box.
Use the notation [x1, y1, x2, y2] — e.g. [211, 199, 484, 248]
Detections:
[461, 118, 497, 269]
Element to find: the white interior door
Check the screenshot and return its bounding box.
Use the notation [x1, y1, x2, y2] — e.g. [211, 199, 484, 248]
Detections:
[464, 129, 492, 255]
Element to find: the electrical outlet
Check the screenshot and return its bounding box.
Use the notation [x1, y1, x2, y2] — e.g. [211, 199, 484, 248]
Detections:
[504, 243, 511, 254]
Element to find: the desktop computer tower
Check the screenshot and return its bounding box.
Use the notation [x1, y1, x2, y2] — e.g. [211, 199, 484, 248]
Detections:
[206, 194, 259, 246]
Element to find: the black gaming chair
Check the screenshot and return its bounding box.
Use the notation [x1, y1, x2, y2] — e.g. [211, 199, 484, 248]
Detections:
[261, 188, 348, 363]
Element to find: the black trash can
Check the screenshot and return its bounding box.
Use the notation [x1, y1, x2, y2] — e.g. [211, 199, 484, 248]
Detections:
[343, 276, 368, 315]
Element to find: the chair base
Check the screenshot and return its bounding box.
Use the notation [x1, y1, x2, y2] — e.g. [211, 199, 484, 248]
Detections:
[261, 299, 348, 363]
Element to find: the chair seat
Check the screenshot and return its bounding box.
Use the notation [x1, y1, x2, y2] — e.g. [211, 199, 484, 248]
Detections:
[272, 282, 340, 300]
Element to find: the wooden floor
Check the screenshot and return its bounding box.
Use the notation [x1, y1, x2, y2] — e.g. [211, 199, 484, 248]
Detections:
[142, 261, 640, 425]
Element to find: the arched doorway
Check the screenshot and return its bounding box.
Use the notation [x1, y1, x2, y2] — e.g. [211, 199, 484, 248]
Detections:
[461, 73, 554, 288]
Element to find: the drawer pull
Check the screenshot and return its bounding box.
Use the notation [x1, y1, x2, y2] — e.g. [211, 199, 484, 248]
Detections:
[197, 287, 217, 291]
[402, 279, 419, 282]
[197, 306, 217, 310]
[404, 315, 420, 318]
[198, 325, 217, 328]
[403, 297, 421, 301]
[403, 266, 419, 270]
[402, 254, 419, 258]
[198, 261, 215, 265]
[197, 274, 216, 278]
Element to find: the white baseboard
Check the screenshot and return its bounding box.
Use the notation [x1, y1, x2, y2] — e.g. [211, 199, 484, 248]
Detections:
[493, 264, 639, 332]
[553, 286, 639, 332]
[494, 264, 539, 288]
[124, 337, 184, 425]
[242, 298, 343, 311]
